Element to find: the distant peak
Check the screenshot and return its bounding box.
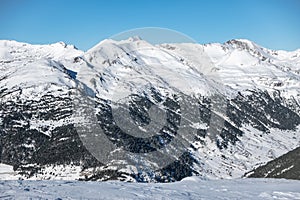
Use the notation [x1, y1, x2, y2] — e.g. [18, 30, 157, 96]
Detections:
[58, 41, 67, 46]
[51, 41, 67, 48]
[87, 36, 151, 53]
[93, 36, 143, 46]
[225, 39, 255, 46]
[224, 39, 262, 51]
[97, 36, 143, 45]
[50, 41, 79, 50]
[128, 36, 143, 42]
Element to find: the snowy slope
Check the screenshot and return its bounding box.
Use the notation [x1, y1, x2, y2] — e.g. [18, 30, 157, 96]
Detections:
[76, 38, 219, 100]
[0, 38, 299, 182]
[247, 146, 300, 179]
[0, 40, 82, 98]
[0, 177, 300, 200]
[162, 39, 300, 97]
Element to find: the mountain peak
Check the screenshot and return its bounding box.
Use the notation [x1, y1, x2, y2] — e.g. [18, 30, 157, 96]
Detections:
[225, 39, 260, 50]
[127, 35, 143, 42]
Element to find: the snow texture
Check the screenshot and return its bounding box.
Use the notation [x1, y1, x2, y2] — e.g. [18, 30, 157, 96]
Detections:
[0, 177, 299, 200]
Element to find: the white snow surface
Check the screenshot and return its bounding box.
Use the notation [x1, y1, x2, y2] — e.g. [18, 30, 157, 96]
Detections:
[0, 177, 299, 200]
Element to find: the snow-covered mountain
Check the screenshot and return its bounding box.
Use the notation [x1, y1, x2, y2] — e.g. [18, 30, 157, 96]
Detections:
[0, 38, 299, 182]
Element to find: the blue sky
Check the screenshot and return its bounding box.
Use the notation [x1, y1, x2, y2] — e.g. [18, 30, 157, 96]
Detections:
[0, 0, 299, 51]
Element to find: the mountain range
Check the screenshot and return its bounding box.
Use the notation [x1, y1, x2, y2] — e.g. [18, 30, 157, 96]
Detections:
[0, 38, 299, 182]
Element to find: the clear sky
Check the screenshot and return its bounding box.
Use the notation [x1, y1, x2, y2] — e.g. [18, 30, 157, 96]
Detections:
[0, 0, 299, 51]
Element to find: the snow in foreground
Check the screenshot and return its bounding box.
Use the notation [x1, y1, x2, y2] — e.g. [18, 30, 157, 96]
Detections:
[0, 177, 299, 200]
